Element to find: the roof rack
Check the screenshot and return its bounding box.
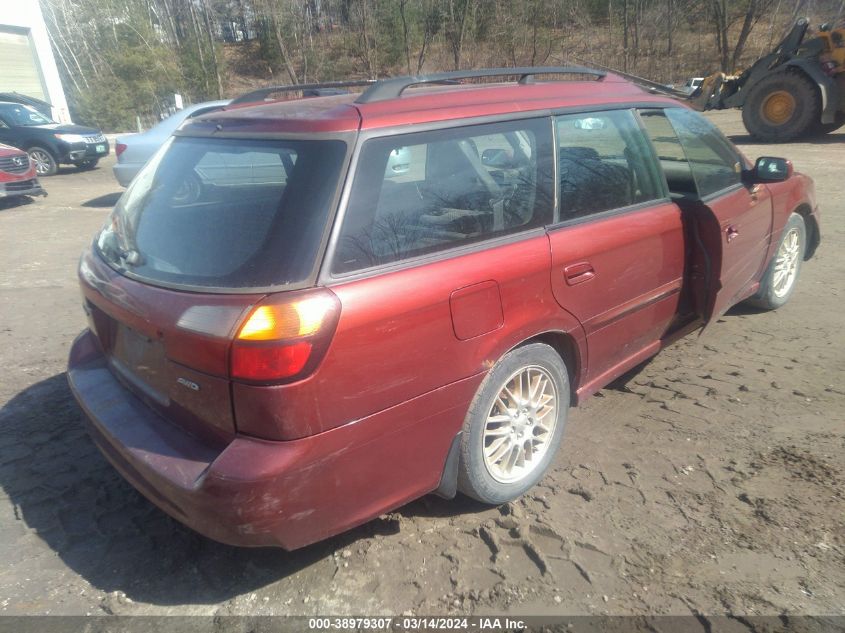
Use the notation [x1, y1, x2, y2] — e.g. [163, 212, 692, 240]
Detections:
[230, 79, 377, 106]
[355, 66, 606, 104]
[230, 66, 606, 108]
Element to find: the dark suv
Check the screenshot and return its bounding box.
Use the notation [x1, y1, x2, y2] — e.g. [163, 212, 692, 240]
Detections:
[0, 102, 109, 176]
[67, 67, 819, 549]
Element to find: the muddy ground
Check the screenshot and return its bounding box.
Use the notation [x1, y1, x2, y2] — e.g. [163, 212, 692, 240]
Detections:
[0, 111, 842, 623]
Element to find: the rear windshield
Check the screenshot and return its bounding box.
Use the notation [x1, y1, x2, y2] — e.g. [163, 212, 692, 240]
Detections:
[97, 136, 346, 289]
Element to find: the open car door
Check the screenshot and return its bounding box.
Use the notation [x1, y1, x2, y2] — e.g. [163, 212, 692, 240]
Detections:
[637, 107, 773, 333]
[686, 186, 772, 330]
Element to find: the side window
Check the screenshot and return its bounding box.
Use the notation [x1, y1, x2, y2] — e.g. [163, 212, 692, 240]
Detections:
[332, 118, 554, 275]
[663, 108, 743, 197]
[555, 109, 664, 221]
[638, 109, 697, 197]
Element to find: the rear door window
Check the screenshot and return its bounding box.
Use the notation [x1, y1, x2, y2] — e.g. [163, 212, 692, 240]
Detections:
[97, 136, 346, 289]
[554, 109, 665, 221]
[331, 118, 554, 275]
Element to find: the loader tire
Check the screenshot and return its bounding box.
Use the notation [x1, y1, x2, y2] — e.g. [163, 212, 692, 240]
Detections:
[742, 70, 820, 142]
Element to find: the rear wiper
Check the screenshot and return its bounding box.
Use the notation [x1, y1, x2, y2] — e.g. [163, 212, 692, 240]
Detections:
[119, 248, 144, 267]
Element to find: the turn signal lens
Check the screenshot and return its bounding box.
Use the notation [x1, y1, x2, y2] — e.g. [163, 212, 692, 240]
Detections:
[236, 295, 335, 341]
[230, 289, 340, 383]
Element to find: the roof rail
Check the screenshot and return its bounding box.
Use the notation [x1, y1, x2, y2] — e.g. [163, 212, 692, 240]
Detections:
[230, 79, 377, 106]
[355, 66, 606, 104]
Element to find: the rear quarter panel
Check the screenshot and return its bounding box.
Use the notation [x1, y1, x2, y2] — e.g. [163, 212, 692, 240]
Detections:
[233, 233, 587, 440]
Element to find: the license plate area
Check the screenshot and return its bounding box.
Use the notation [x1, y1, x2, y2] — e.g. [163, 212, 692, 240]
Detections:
[96, 144, 106, 153]
[111, 323, 168, 403]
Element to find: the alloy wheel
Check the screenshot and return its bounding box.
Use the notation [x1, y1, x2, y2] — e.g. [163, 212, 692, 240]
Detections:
[482, 365, 558, 484]
[28, 149, 54, 176]
[772, 227, 801, 298]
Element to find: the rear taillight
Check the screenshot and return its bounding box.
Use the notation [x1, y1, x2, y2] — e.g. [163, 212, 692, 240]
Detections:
[230, 289, 341, 383]
[115, 143, 127, 158]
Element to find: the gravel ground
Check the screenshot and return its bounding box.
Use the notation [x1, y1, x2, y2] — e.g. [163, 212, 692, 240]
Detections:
[0, 111, 842, 623]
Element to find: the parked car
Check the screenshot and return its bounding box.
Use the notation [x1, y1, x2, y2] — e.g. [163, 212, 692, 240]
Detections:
[0, 102, 109, 176]
[68, 67, 819, 550]
[682, 76, 705, 95]
[113, 100, 229, 187]
[0, 142, 45, 201]
[0, 92, 55, 121]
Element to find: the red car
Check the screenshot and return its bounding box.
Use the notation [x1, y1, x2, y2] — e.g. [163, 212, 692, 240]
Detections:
[68, 67, 819, 549]
[0, 143, 45, 201]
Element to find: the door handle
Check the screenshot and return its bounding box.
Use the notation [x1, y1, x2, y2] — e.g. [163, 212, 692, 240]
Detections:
[725, 225, 739, 243]
[564, 262, 595, 285]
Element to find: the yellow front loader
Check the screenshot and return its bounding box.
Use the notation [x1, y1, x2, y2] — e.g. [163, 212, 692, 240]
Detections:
[691, 18, 845, 141]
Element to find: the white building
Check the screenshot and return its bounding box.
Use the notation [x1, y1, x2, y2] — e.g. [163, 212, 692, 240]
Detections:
[0, 1, 70, 123]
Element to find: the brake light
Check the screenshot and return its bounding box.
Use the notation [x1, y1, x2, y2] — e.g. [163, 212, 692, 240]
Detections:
[115, 143, 127, 158]
[230, 289, 340, 383]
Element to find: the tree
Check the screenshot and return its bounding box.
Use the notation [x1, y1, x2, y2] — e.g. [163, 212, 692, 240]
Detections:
[710, 0, 774, 73]
[444, 0, 477, 70]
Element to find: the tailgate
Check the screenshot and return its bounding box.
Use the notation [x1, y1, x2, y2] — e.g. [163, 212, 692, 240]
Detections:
[79, 249, 259, 443]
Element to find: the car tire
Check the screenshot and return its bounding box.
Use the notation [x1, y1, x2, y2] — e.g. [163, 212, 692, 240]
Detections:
[742, 70, 820, 142]
[27, 146, 58, 176]
[746, 212, 806, 310]
[74, 158, 99, 171]
[457, 343, 569, 504]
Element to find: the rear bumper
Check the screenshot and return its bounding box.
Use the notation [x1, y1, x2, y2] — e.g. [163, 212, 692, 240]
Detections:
[112, 162, 139, 187]
[0, 179, 46, 198]
[68, 329, 477, 549]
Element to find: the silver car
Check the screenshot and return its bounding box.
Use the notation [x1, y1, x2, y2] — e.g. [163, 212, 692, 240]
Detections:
[113, 100, 229, 187]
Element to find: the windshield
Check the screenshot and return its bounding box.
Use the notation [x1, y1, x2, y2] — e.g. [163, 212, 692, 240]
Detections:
[0, 103, 53, 126]
[97, 136, 347, 289]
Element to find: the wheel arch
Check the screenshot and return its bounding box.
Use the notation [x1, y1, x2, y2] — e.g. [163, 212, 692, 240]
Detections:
[435, 328, 585, 499]
[511, 330, 583, 405]
[793, 203, 819, 260]
[781, 60, 839, 125]
[24, 141, 59, 158]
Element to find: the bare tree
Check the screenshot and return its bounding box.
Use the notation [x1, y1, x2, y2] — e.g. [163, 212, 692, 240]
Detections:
[416, 0, 441, 72]
[711, 0, 773, 73]
[445, 0, 476, 70]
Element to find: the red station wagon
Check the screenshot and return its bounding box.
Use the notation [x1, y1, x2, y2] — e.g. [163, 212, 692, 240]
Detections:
[68, 67, 820, 549]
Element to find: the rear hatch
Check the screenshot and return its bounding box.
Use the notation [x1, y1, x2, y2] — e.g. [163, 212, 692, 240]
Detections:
[82, 134, 348, 442]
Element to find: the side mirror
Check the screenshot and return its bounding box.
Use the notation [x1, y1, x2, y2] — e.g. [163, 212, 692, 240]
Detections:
[747, 156, 793, 183]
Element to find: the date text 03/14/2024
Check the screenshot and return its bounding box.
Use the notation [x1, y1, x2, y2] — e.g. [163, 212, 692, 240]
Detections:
[307, 617, 526, 631]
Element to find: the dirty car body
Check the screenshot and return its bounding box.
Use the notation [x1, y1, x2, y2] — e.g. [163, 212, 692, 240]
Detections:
[68, 68, 819, 549]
